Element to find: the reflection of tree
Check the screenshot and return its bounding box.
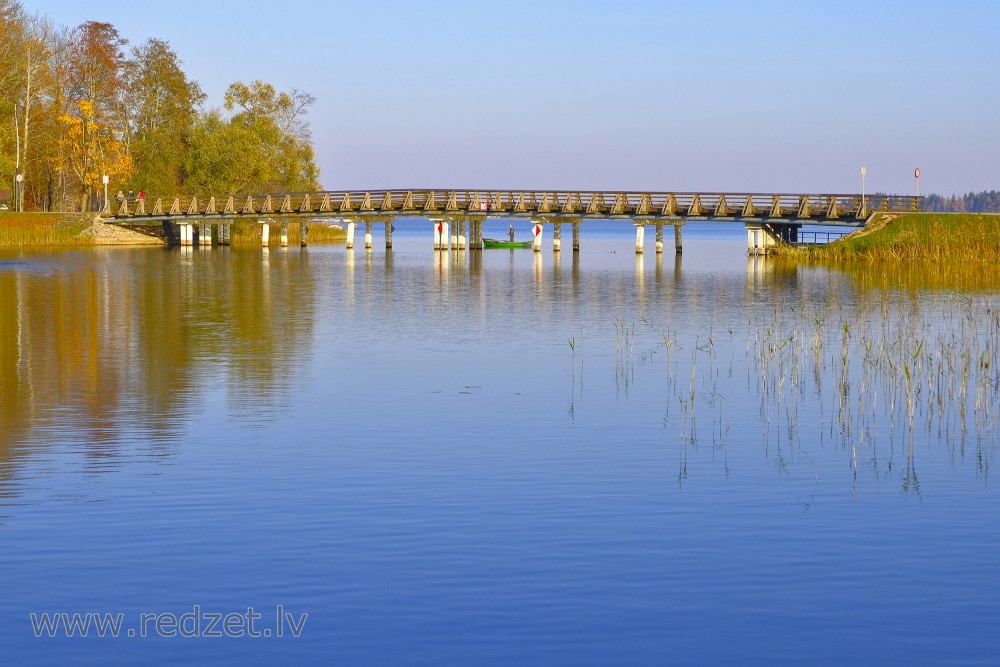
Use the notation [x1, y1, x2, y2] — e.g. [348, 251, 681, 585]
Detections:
[0, 247, 316, 494]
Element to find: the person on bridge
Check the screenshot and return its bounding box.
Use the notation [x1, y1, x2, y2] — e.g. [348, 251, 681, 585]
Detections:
[115, 191, 124, 204]
[508, 224, 515, 242]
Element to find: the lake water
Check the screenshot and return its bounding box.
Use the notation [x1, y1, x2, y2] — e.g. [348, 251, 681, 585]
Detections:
[1, 221, 998, 665]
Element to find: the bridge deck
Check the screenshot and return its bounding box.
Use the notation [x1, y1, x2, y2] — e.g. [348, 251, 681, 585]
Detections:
[108, 190, 922, 226]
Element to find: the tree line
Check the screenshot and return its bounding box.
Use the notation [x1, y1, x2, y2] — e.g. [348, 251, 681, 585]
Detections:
[921, 191, 1000, 213]
[1, 0, 319, 212]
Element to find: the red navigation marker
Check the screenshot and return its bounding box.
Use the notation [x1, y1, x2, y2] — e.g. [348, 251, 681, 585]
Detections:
[437, 223, 443, 234]
[915, 168, 921, 179]
[534, 224, 541, 236]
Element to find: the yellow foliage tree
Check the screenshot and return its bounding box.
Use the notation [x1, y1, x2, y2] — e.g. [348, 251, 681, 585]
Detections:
[58, 99, 133, 211]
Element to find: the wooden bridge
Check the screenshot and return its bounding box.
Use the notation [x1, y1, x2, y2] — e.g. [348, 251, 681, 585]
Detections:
[106, 189, 923, 254]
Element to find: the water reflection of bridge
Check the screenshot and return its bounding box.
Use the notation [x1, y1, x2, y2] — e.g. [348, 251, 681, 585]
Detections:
[108, 189, 923, 255]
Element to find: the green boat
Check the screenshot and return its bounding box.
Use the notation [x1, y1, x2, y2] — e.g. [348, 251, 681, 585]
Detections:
[483, 237, 533, 249]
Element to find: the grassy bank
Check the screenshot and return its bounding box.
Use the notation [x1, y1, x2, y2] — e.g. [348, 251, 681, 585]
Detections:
[0, 212, 95, 247]
[773, 213, 1000, 262]
[0, 212, 347, 247]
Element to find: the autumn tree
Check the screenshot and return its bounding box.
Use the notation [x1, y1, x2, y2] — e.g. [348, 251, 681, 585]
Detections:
[0, 0, 26, 199]
[60, 21, 131, 210]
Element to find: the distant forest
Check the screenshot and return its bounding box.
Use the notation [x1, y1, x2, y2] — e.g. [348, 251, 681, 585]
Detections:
[922, 191, 1000, 213]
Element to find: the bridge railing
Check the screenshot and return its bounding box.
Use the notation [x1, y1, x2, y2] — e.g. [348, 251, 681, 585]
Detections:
[108, 189, 922, 221]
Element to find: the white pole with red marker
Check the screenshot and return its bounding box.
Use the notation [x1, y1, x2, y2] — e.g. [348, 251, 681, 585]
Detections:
[915, 167, 920, 196]
[432, 220, 442, 249]
[532, 221, 544, 252]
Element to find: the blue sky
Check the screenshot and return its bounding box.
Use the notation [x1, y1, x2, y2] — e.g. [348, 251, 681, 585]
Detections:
[31, 0, 1000, 195]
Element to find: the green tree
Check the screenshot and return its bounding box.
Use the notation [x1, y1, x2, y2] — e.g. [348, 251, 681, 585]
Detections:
[184, 80, 319, 194]
[120, 38, 204, 196]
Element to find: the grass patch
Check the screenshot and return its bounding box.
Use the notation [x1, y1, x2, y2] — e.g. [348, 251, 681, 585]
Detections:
[772, 213, 1000, 262]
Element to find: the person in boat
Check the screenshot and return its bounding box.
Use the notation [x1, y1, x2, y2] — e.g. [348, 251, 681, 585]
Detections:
[508, 224, 515, 242]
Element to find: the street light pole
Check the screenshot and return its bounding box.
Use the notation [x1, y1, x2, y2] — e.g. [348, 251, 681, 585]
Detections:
[860, 164, 867, 218]
[15, 171, 23, 213]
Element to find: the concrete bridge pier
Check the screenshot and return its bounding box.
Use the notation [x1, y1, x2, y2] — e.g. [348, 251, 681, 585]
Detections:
[280, 220, 289, 248]
[385, 219, 393, 249]
[553, 220, 562, 252]
[674, 224, 683, 253]
[345, 220, 356, 249]
[470, 217, 483, 250]
[364, 220, 373, 250]
[456, 218, 467, 251]
[179, 223, 193, 246]
[572, 220, 581, 252]
[300, 221, 308, 247]
[655, 223, 664, 254]
[221, 221, 232, 246]
[635, 222, 645, 254]
[260, 219, 271, 247]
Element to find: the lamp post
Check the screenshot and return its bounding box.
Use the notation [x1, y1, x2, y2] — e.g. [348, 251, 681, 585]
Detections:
[102, 174, 109, 213]
[15, 171, 23, 213]
[860, 164, 867, 217]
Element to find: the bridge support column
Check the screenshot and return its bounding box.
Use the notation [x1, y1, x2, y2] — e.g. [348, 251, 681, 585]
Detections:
[364, 220, 373, 250]
[260, 220, 270, 247]
[300, 221, 308, 247]
[635, 223, 645, 254]
[222, 221, 232, 246]
[655, 223, 664, 254]
[553, 221, 562, 252]
[469, 218, 483, 250]
[280, 220, 289, 248]
[198, 223, 210, 248]
[531, 219, 544, 252]
[457, 218, 467, 251]
[572, 220, 580, 252]
[450, 220, 458, 249]
[674, 224, 683, 253]
[385, 219, 393, 249]
[345, 220, 356, 249]
[181, 223, 193, 246]
[432, 219, 449, 250]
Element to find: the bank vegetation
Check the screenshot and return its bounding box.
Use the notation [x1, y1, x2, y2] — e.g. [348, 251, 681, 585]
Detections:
[773, 213, 1000, 263]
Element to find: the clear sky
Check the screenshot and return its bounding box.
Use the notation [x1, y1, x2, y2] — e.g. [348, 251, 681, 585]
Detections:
[28, 0, 1000, 195]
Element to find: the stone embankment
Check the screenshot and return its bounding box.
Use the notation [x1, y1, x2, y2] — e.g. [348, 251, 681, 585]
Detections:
[80, 219, 164, 245]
